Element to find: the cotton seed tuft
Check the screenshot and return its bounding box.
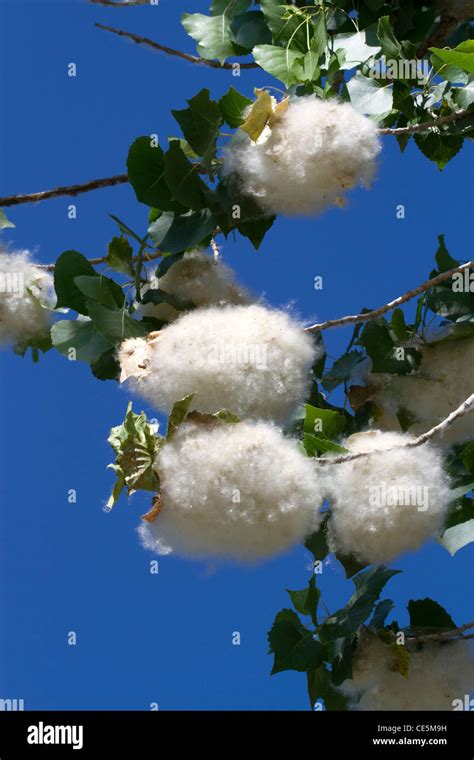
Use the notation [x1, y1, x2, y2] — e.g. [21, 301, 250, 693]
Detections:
[139, 420, 323, 561]
[120, 304, 319, 424]
[223, 96, 381, 217]
[320, 430, 451, 564]
[0, 248, 54, 346]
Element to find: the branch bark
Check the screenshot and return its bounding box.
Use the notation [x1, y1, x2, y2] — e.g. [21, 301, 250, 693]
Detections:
[305, 260, 474, 333]
[408, 621, 474, 643]
[0, 174, 128, 208]
[38, 249, 163, 272]
[1, 111, 470, 209]
[95, 23, 260, 69]
[379, 109, 471, 136]
[417, 15, 458, 60]
[318, 394, 474, 464]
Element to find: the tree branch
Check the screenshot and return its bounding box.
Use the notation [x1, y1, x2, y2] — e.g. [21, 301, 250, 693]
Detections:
[305, 260, 473, 332]
[1, 110, 470, 209]
[417, 15, 458, 60]
[0, 174, 128, 208]
[379, 109, 471, 136]
[37, 249, 163, 272]
[318, 394, 474, 464]
[408, 621, 474, 643]
[95, 23, 260, 69]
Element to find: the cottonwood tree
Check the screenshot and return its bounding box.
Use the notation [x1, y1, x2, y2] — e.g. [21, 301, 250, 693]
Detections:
[1, 0, 474, 710]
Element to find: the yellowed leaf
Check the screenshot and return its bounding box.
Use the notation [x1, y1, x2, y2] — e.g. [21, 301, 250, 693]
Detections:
[240, 89, 274, 141]
[268, 97, 289, 127]
[141, 495, 162, 523]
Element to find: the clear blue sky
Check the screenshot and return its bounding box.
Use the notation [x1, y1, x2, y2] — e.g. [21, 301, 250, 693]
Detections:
[0, 0, 472, 710]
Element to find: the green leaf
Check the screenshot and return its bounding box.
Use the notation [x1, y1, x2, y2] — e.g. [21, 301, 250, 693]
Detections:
[107, 402, 162, 508]
[440, 517, 474, 556]
[155, 252, 184, 278]
[109, 214, 144, 245]
[127, 137, 177, 211]
[435, 233, 459, 272]
[210, 0, 250, 15]
[148, 210, 216, 253]
[218, 86, 252, 128]
[369, 599, 394, 629]
[292, 49, 320, 82]
[407, 598, 457, 632]
[461, 442, 474, 474]
[303, 433, 347, 456]
[319, 566, 400, 641]
[87, 301, 150, 344]
[347, 73, 393, 116]
[430, 41, 474, 75]
[54, 250, 97, 315]
[332, 30, 380, 70]
[268, 609, 326, 675]
[327, 637, 355, 686]
[0, 209, 15, 230]
[260, 0, 311, 54]
[74, 275, 125, 309]
[358, 320, 420, 374]
[51, 319, 112, 363]
[167, 393, 195, 439]
[390, 308, 408, 342]
[140, 288, 193, 312]
[230, 11, 272, 50]
[377, 15, 402, 60]
[172, 89, 222, 174]
[336, 551, 368, 580]
[164, 140, 207, 209]
[181, 13, 243, 63]
[90, 347, 120, 381]
[106, 236, 134, 276]
[287, 576, 320, 626]
[304, 404, 346, 440]
[305, 513, 330, 563]
[414, 132, 463, 169]
[322, 350, 364, 392]
[307, 665, 349, 711]
[252, 44, 303, 87]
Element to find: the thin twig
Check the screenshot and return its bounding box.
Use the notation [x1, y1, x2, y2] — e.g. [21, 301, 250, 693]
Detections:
[408, 621, 474, 643]
[0, 174, 128, 208]
[318, 394, 474, 464]
[305, 261, 473, 332]
[37, 250, 163, 272]
[96, 23, 260, 69]
[1, 110, 470, 209]
[417, 15, 458, 60]
[379, 109, 471, 136]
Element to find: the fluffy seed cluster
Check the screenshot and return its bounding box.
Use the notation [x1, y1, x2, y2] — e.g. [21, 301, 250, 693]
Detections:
[138, 250, 249, 322]
[223, 96, 381, 217]
[139, 420, 323, 561]
[321, 430, 451, 564]
[340, 636, 474, 711]
[119, 304, 318, 424]
[369, 338, 474, 449]
[0, 249, 54, 346]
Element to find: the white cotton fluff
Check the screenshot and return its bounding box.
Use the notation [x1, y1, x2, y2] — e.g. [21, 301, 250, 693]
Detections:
[119, 304, 318, 424]
[341, 638, 474, 711]
[138, 420, 323, 561]
[369, 338, 474, 449]
[138, 250, 249, 323]
[321, 430, 451, 564]
[222, 96, 381, 217]
[0, 249, 54, 346]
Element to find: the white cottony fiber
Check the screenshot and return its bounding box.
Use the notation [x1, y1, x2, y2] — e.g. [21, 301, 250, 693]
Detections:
[138, 250, 249, 322]
[321, 430, 451, 564]
[138, 420, 323, 561]
[119, 304, 319, 424]
[223, 96, 381, 216]
[340, 637, 474, 711]
[369, 337, 474, 449]
[0, 248, 54, 346]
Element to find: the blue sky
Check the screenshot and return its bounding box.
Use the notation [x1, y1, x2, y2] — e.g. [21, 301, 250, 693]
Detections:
[0, 0, 472, 710]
